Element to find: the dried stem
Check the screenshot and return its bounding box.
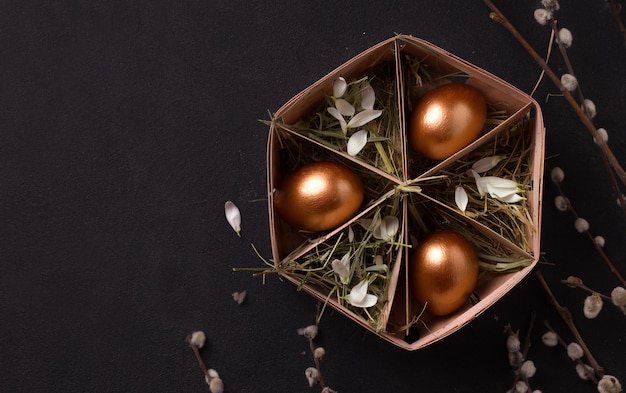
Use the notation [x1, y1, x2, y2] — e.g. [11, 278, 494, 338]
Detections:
[608, 0, 626, 46]
[185, 336, 214, 383]
[535, 270, 605, 377]
[561, 277, 613, 302]
[483, 0, 626, 194]
[307, 334, 327, 389]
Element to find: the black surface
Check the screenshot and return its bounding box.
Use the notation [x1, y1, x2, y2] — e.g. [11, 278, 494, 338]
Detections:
[2, 1, 626, 392]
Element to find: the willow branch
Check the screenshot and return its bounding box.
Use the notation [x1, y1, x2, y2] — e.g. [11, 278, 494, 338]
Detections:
[482, 0, 626, 189]
[536, 271, 605, 377]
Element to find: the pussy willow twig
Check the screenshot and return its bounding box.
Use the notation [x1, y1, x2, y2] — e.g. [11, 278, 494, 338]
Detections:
[482, 0, 626, 201]
[536, 270, 604, 378]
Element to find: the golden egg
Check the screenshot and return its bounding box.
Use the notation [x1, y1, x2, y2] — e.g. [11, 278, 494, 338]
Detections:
[409, 83, 487, 160]
[274, 161, 364, 232]
[410, 230, 479, 316]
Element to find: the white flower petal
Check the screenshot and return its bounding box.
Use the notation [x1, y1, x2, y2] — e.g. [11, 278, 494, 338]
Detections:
[327, 106, 347, 133]
[347, 109, 382, 129]
[360, 82, 376, 110]
[327, 106, 344, 122]
[498, 193, 526, 203]
[331, 253, 351, 285]
[471, 156, 505, 174]
[348, 280, 377, 308]
[381, 216, 399, 240]
[347, 130, 368, 156]
[349, 280, 368, 303]
[469, 169, 486, 197]
[358, 218, 373, 230]
[483, 176, 521, 190]
[351, 293, 378, 308]
[455, 186, 468, 213]
[333, 77, 347, 98]
[483, 176, 523, 199]
[224, 201, 241, 236]
[335, 98, 355, 117]
[348, 225, 354, 242]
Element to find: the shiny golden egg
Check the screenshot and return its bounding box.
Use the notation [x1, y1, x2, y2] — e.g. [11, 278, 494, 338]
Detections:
[274, 161, 364, 232]
[410, 230, 479, 316]
[409, 83, 487, 160]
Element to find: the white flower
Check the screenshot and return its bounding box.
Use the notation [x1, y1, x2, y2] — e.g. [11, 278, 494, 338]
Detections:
[332, 77, 347, 98]
[507, 335, 521, 353]
[455, 186, 468, 213]
[520, 360, 537, 378]
[373, 215, 400, 241]
[611, 287, 626, 306]
[534, 8, 552, 25]
[305, 367, 320, 387]
[224, 201, 241, 236]
[360, 81, 376, 110]
[334, 98, 355, 117]
[597, 375, 622, 393]
[471, 155, 505, 173]
[347, 225, 354, 242]
[516, 380, 529, 393]
[542, 0, 560, 11]
[558, 28, 573, 47]
[347, 129, 368, 156]
[554, 195, 569, 211]
[567, 342, 584, 360]
[583, 99, 597, 119]
[327, 106, 348, 133]
[346, 109, 383, 129]
[347, 280, 378, 308]
[331, 252, 351, 285]
[542, 331, 558, 347]
[561, 73, 578, 91]
[574, 217, 589, 233]
[327, 77, 382, 137]
[583, 293, 603, 319]
[190, 331, 206, 348]
[314, 347, 326, 360]
[470, 169, 525, 203]
[297, 324, 319, 339]
[576, 363, 594, 381]
[208, 377, 224, 393]
[508, 351, 522, 368]
[232, 291, 247, 305]
[594, 128, 609, 145]
[594, 236, 605, 248]
[550, 166, 565, 183]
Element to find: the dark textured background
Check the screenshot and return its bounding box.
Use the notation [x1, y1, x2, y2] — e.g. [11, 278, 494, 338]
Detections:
[2, 1, 625, 392]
